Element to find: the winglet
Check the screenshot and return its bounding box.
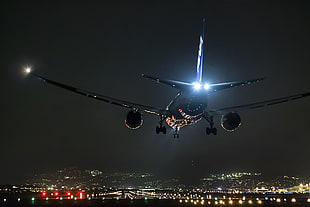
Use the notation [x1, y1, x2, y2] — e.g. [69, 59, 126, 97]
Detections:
[196, 18, 205, 82]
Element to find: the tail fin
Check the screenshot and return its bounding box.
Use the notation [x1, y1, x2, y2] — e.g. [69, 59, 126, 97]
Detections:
[196, 18, 205, 82]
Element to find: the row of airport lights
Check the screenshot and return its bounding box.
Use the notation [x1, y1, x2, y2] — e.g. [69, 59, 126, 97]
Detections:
[3, 196, 310, 203]
[179, 197, 310, 205]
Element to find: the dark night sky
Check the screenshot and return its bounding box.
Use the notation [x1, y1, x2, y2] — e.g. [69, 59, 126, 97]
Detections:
[1, 0, 310, 184]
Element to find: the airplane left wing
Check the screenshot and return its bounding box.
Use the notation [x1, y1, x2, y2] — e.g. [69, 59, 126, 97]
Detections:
[28, 72, 168, 116]
[208, 92, 310, 114]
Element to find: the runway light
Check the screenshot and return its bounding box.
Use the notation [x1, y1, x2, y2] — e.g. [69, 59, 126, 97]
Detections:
[307, 198, 310, 202]
[291, 198, 296, 203]
[257, 200, 262, 204]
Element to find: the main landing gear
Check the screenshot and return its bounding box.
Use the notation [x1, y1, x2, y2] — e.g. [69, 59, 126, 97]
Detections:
[205, 116, 217, 135]
[156, 116, 166, 134]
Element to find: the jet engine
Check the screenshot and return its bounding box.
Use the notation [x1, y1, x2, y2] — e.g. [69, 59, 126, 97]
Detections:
[221, 112, 241, 131]
[125, 110, 143, 129]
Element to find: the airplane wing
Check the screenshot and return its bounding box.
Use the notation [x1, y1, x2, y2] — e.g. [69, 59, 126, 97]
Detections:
[28, 72, 168, 116]
[208, 92, 310, 114]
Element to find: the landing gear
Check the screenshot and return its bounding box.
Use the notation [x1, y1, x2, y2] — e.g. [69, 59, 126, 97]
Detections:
[205, 115, 217, 135]
[156, 126, 166, 134]
[156, 116, 166, 134]
[206, 127, 217, 135]
[173, 127, 179, 138]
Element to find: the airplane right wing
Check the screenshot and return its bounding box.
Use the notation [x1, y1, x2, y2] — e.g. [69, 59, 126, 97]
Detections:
[28, 72, 169, 117]
[208, 92, 310, 114]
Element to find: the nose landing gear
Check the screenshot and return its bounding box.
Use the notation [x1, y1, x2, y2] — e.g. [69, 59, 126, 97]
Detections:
[173, 127, 179, 138]
[205, 115, 217, 135]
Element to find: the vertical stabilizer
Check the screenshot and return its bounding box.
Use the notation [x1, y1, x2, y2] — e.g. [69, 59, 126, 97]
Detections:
[196, 19, 205, 82]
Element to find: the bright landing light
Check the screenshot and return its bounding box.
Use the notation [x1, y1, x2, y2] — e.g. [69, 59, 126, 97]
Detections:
[193, 82, 202, 90]
[193, 82, 210, 90]
[204, 83, 210, 90]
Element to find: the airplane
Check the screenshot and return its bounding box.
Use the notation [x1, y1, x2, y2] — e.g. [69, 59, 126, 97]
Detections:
[24, 20, 310, 138]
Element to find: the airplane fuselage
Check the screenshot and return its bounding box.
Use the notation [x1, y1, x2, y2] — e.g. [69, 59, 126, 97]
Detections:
[165, 91, 208, 129]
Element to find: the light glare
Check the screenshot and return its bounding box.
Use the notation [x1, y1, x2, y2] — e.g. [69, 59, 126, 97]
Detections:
[193, 82, 202, 90]
[25, 67, 31, 74]
[204, 83, 210, 90]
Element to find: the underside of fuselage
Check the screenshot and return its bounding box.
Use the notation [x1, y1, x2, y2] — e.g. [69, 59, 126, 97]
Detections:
[165, 92, 208, 129]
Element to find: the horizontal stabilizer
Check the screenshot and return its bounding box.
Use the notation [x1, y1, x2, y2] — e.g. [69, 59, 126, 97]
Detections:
[142, 73, 264, 93]
[141, 74, 192, 90]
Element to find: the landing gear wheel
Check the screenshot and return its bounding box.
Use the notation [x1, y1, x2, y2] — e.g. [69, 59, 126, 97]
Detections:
[173, 127, 179, 138]
[156, 116, 167, 134]
[162, 126, 166, 134]
[173, 133, 179, 138]
[212, 127, 217, 135]
[206, 127, 211, 135]
[156, 126, 160, 134]
[156, 126, 166, 134]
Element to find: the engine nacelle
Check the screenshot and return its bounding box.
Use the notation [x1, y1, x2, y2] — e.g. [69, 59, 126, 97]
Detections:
[221, 112, 241, 131]
[125, 110, 143, 129]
